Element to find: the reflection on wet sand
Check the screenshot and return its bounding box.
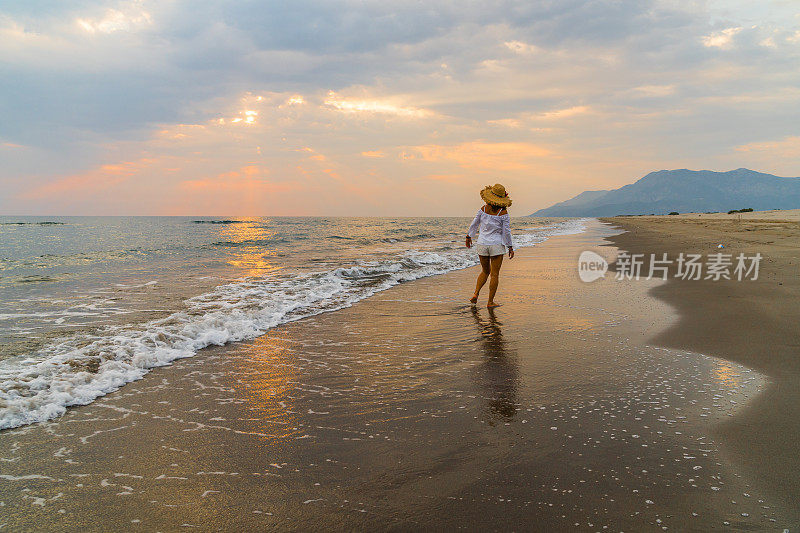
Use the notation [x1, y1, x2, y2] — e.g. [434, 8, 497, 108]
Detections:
[713, 360, 743, 388]
[470, 307, 519, 422]
[234, 332, 300, 444]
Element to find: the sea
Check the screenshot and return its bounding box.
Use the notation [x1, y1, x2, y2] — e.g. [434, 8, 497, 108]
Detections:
[0, 216, 585, 430]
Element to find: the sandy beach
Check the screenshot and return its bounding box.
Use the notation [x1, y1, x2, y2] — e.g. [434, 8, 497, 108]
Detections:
[0, 220, 795, 530]
[602, 210, 800, 519]
[6, 0, 799, 529]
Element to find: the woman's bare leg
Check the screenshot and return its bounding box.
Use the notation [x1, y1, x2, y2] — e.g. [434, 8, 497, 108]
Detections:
[487, 254, 504, 308]
[471, 255, 491, 303]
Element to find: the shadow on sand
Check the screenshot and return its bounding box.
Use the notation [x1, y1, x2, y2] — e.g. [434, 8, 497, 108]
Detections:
[470, 307, 520, 423]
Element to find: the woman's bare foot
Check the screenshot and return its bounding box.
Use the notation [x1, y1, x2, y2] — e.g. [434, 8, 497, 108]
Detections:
[469, 293, 479, 304]
[487, 301, 500, 308]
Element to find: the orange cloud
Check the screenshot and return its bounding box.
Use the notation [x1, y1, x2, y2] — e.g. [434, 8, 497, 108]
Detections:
[361, 150, 386, 158]
[324, 91, 433, 118]
[407, 141, 553, 171]
[180, 165, 273, 191]
[423, 173, 468, 184]
[21, 159, 154, 199]
[487, 118, 523, 128]
[1, 141, 25, 149]
[626, 85, 676, 98]
[156, 124, 207, 140]
[735, 136, 800, 158]
[539, 105, 592, 120]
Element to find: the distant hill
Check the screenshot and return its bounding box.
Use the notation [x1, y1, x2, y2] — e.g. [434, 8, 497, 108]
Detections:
[530, 168, 800, 217]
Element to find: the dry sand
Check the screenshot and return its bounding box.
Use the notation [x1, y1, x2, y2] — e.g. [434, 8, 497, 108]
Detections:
[602, 209, 800, 519]
[648, 208, 800, 222]
[0, 220, 795, 530]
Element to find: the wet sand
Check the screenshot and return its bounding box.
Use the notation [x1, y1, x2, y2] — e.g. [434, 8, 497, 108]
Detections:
[0, 221, 793, 530]
[602, 211, 800, 521]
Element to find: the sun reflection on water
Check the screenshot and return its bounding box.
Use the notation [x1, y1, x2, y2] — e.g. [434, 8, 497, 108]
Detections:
[219, 218, 282, 277]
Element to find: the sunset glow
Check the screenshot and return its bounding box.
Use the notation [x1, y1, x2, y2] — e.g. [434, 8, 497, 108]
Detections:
[324, 92, 433, 118]
[1, 1, 799, 215]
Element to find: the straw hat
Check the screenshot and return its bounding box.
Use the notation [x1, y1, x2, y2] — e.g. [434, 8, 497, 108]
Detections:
[480, 183, 512, 207]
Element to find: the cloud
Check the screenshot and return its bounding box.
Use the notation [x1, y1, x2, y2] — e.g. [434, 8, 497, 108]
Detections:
[504, 40, 539, 54]
[702, 27, 742, 48]
[759, 36, 776, 48]
[76, 1, 152, 34]
[626, 85, 677, 98]
[2, 0, 800, 215]
[180, 165, 270, 191]
[421, 173, 466, 184]
[324, 91, 434, 118]
[407, 142, 553, 171]
[735, 136, 800, 158]
[21, 159, 155, 200]
[730, 135, 800, 177]
[1, 141, 26, 149]
[539, 105, 592, 120]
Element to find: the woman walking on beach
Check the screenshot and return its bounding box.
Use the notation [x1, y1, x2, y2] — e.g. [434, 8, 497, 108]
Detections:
[466, 184, 514, 308]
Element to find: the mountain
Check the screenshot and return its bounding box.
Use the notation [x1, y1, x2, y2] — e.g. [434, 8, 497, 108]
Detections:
[530, 168, 800, 217]
[540, 189, 611, 211]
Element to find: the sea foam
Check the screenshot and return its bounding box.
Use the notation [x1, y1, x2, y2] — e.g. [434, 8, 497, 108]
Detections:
[0, 219, 586, 430]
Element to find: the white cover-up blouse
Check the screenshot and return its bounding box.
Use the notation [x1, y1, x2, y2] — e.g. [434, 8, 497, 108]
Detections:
[467, 208, 513, 247]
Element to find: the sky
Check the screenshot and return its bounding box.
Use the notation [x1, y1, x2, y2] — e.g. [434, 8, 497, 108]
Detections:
[1, 0, 799, 216]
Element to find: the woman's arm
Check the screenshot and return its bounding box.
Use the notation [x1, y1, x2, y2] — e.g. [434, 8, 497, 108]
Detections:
[466, 209, 482, 247]
[467, 209, 481, 238]
[501, 213, 514, 257]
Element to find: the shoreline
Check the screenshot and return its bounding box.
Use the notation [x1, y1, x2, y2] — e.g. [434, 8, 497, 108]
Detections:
[601, 213, 800, 518]
[0, 218, 586, 432]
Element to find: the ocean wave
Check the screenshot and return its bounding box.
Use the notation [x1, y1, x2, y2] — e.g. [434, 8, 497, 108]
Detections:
[191, 220, 246, 224]
[0, 249, 154, 272]
[209, 238, 291, 247]
[378, 232, 436, 243]
[0, 222, 66, 226]
[15, 275, 60, 284]
[0, 219, 586, 430]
